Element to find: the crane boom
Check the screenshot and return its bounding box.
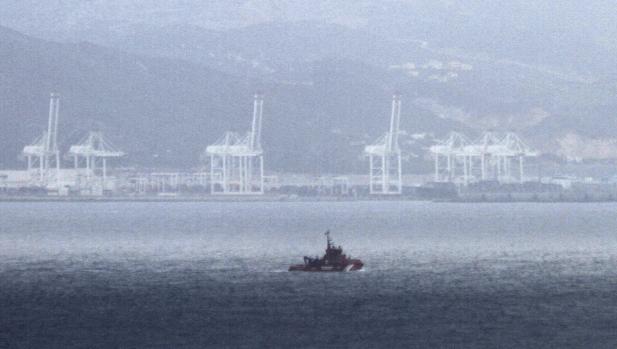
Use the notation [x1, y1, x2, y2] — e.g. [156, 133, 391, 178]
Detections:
[387, 94, 402, 152]
[250, 93, 264, 151]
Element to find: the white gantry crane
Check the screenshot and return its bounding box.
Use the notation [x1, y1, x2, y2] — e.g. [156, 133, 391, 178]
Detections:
[67, 131, 125, 190]
[430, 132, 470, 183]
[466, 132, 503, 183]
[206, 94, 265, 194]
[22, 93, 61, 186]
[495, 132, 538, 182]
[430, 131, 538, 184]
[364, 94, 403, 194]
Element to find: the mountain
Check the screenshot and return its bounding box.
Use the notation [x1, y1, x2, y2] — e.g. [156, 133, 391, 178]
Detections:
[60, 21, 593, 118]
[0, 26, 249, 169]
[0, 25, 471, 173]
[3, 1, 617, 165]
[92, 21, 617, 157]
[3, 0, 617, 79]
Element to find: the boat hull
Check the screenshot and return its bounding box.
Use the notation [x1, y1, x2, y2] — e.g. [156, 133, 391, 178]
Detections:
[288, 260, 363, 272]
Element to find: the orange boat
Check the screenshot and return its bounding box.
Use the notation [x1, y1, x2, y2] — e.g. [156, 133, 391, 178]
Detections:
[289, 231, 364, 272]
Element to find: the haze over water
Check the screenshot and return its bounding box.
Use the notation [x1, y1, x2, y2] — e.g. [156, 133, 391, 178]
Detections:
[2, 201, 617, 348]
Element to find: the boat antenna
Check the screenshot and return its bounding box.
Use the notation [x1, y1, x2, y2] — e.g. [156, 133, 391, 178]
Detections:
[325, 230, 332, 249]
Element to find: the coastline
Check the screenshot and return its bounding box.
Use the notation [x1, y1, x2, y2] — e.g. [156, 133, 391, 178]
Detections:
[1, 193, 616, 203]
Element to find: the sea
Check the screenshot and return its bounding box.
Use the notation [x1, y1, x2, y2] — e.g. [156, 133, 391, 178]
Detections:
[1, 201, 617, 348]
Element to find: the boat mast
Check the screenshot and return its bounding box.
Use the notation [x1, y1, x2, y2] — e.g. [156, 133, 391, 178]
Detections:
[325, 230, 332, 249]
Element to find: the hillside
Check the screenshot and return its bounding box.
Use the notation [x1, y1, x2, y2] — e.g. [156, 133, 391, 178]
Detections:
[0, 25, 256, 169]
[3, 3, 617, 170]
[94, 21, 617, 159]
[3, 1, 617, 79]
[0, 25, 471, 173]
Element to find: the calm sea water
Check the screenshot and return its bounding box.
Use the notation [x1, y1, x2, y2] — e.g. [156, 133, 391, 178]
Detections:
[1, 201, 617, 348]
